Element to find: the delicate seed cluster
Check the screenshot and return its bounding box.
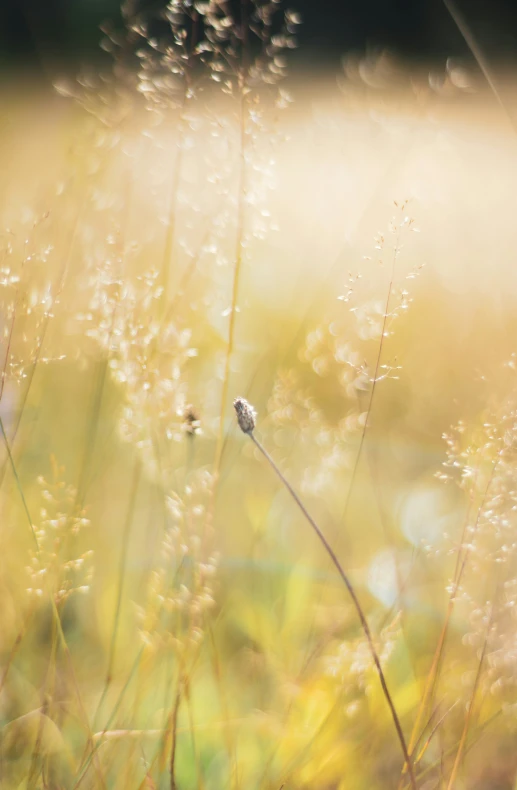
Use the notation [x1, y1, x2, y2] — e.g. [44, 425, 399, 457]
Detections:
[262, 204, 420, 496]
[27, 459, 93, 604]
[135, 469, 218, 653]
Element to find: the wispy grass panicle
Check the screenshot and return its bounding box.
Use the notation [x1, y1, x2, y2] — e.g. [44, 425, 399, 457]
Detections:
[26, 458, 93, 605]
[264, 203, 421, 506]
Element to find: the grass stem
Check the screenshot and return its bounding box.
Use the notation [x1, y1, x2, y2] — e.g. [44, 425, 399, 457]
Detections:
[244, 427, 417, 790]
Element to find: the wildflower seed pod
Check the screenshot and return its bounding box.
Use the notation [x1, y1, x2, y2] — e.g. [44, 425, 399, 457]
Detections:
[233, 397, 256, 434]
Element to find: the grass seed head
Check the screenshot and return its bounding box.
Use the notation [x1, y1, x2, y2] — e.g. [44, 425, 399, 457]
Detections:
[234, 397, 256, 434]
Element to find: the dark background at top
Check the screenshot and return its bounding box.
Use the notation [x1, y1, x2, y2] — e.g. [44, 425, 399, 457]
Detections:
[2, 0, 517, 74]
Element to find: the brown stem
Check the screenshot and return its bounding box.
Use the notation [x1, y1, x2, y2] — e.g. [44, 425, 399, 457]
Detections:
[247, 431, 417, 790]
[169, 684, 182, 790]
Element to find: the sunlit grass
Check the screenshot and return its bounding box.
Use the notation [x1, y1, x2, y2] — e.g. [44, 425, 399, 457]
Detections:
[1, 24, 517, 788]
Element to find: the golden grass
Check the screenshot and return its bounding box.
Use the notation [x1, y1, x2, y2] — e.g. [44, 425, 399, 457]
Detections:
[1, 62, 517, 790]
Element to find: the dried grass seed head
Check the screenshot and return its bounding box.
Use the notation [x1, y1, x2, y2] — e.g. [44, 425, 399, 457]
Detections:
[234, 397, 256, 434]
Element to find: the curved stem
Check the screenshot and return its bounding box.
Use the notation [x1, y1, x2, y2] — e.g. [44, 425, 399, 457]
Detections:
[248, 431, 417, 790]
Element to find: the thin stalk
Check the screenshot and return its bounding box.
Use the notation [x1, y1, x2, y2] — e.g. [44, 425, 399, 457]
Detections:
[443, 0, 517, 134]
[140, 661, 179, 784]
[75, 357, 109, 508]
[402, 454, 500, 778]
[110, 462, 141, 675]
[169, 683, 182, 790]
[415, 702, 458, 768]
[184, 675, 204, 790]
[245, 428, 417, 790]
[363, 435, 416, 685]
[75, 150, 137, 507]
[145, 649, 201, 785]
[207, 621, 238, 790]
[93, 459, 141, 726]
[214, 2, 249, 475]
[72, 645, 146, 790]
[340, 228, 399, 527]
[27, 614, 59, 789]
[160, 9, 199, 308]
[161, 105, 186, 309]
[446, 615, 492, 789]
[0, 599, 37, 697]
[399, 710, 501, 789]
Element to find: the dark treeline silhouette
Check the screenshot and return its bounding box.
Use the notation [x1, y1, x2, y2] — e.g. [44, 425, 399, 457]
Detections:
[2, 0, 517, 71]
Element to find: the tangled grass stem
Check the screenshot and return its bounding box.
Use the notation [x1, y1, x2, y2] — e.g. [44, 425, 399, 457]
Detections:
[240, 423, 417, 790]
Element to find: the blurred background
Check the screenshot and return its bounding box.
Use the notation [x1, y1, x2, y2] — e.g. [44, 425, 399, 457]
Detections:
[2, 1, 517, 789]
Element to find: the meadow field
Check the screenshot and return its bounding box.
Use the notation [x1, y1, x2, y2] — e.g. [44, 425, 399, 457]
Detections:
[1, 4, 517, 788]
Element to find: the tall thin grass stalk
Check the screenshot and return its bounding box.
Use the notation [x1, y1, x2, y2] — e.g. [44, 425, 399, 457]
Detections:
[207, 620, 239, 790]
[0, 599, 37, 697]
[76, 358, 109, 507]
[158, 9, 199, 309]
[443, 0, 517, 134]
[446, 606, 493, 789]
[27, 615, 59, 788]
[414, 701, 458, 768]
[76, 161, 135, 506]
[233, 399, 417, 790]
[184, 675, 204, 790]
[214, 0, 249, 476]
[161, 119, 185, 311]
[93, 459, 141, 728]
[406, 710, 502, 789]
[169, 683, 182, 790]
[72, 644, 146, 790]
[138, 665, 179, 783]
[340, 227, 400, 527]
